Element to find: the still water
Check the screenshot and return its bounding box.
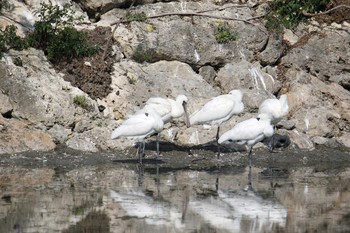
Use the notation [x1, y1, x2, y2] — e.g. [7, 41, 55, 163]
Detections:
[1, 148, 350, 233]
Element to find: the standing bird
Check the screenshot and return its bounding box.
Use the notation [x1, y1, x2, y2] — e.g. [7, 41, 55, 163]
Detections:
[111, 109, 164, 164]
[258, 94, 289, 150]
[138, 95, 190, 156]
[189, 90, 244, 157]
[218, 113, 274, 169]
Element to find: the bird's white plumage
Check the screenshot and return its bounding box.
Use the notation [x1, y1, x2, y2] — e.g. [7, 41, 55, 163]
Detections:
[258, 94, 289, 125]
[111, 109, 164, 141]
[190, 89, 244, 126]
[138, 95, 189, 126]
[218, 113, 274, 147]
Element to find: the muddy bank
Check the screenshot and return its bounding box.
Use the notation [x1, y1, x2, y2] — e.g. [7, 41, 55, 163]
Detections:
[1, 145, 350, 172]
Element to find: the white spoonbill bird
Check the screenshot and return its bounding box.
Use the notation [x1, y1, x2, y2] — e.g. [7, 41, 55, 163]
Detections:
[258, 94, 289, 150]
[218, 113, 274, 167]
[111, 109, 164, 164]
[258, 94, 289, 125]
[138, 95, 190, 156]
[189, 89, 244, 157]
[140, 95, 190, 126]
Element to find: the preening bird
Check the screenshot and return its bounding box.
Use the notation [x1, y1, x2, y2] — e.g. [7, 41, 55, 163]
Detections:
[258, 94, 289, 125]
[111, 109, 164, 164]
[140, 95, 190, 126]
[218, 113, 274, 167]
[137, 94, 190, 155]
[189, 90, 244, 157]
[258, 94, 289, 150]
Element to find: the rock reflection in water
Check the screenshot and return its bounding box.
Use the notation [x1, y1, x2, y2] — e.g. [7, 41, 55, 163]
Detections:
[1, 159, 350, 232]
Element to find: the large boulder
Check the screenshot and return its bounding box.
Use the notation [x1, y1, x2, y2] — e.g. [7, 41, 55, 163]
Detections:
[281, 28, 350, 89]
[284, 67, 350, 149]
[108, 2, 268, 68]
[0, 114, 56, 154]
[1, 49, 99, 127]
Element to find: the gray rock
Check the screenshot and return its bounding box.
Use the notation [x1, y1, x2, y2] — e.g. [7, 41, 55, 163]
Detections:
[0, 90, 12, 117]
[258, 34, 283, 66]
[111, 2, 268, 68]
[1, 49, 99, 128]
[216, 60, 282, 94]
[281, 30, 350, 84]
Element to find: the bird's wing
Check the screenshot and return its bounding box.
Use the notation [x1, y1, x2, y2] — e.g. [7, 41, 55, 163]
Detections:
[144, 97, 172, 118]
[190, 96, 234, 124]
[258, 99, 280, 120]
[218, 118, 265, 143]
[111, 113, 156, 139]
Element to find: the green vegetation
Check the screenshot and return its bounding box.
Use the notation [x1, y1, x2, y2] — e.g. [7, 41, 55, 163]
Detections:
[126, 12, 147, 22]
[0, 0, 11, 13]
[13, 57, 23, 66]
[215, 22, 238, 44]
[265, 0, 329, 32]
[132, 44, 156, 63]
[27, 3, 98, 62]
[73, 95, 92, 110]
[0, 3, 98, 62]
[0, 25, 28, 56]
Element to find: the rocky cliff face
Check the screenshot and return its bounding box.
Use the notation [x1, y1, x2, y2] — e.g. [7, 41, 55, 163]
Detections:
[0, 0, 349, 154]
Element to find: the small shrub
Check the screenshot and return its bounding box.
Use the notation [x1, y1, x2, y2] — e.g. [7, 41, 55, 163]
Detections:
[132, 44, 156, 63]
[265, 0, 329, 32]
[0, 25, 28, 56]
[0, 0, 12, 13]
[215, 22, 238, 44]
[73, 95, 93, 110]
[26, 2, 98, 62]
[13, 57, 23, 66]
[126, 12, 147, 22]
[47, 27, 98, 61]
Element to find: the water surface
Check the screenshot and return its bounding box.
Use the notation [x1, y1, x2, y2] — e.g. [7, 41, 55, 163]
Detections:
[1, 147, 350, 233]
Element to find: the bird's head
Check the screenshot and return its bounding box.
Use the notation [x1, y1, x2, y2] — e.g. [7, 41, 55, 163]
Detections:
[256, 113, 272, 121]
[228, 89, 243, 101]
[177, 95, 190, 128]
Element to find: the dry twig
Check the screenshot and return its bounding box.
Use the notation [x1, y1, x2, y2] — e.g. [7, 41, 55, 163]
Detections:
[302, 4, 350, 17]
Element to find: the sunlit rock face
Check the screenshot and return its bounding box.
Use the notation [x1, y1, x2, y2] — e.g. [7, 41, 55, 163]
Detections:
[1, 0, 350, 153]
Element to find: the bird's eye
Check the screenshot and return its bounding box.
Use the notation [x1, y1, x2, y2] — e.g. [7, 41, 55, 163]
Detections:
[256, 117, 260, 121]
[228, 139, 233, 142]
[145, 113, 149, 116]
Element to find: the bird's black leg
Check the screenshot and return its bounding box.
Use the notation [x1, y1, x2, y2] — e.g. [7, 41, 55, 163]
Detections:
[269, 126, 277, 152]
[136, 142, 141, 161]
[245, 162, 253, 191]
[216, 125, 221, 158]
[248, 146, 253, 169]
[156, 133, 160, 159]
[244, 146, 254, 191]
[142, 141, 145, 157]
[139, 141, 145, 164]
